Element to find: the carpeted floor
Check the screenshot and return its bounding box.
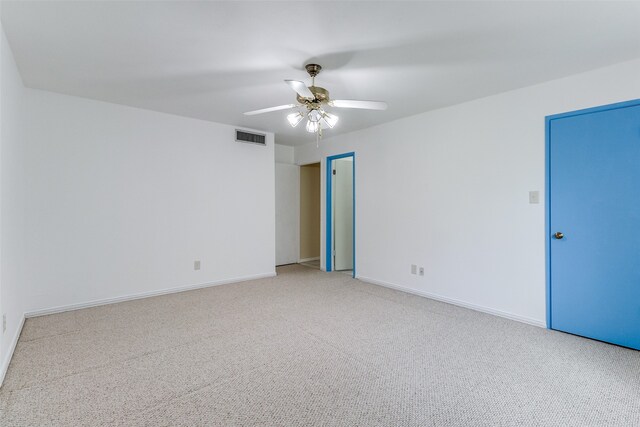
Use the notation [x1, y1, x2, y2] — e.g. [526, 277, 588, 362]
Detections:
[299, 259, 321, 269]
[1, 265, 639, 426]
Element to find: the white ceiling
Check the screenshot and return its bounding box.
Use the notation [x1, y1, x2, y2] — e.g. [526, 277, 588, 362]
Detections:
[2, 1, 640, 146]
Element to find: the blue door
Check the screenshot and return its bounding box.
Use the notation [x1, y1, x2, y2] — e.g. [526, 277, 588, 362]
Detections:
[549, 100, 640, 350]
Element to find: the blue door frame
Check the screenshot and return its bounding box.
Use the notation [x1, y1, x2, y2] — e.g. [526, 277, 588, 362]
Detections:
[326, 152, 355, 277]
[545, 98, 640, 330]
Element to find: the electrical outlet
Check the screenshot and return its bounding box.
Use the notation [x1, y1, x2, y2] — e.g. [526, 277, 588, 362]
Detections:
[2, 314, 6, 333]
[419, 267, 425, 276]
[411, 264, 417, 275]
[194, 260, 201, 271]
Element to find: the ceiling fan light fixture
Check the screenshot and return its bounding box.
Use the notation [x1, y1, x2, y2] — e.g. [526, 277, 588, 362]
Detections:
[321, 112, 339, 128]
[242, 64, 387, 143]
[308, 109, 321, 122]
[306, 120, 320, 133]
[287, 111, 304, 127]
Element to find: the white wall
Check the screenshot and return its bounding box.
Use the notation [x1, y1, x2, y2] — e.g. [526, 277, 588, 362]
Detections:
[0, 23, 27, 383]
[275, 163, 299, 265]
[295, 58, 640, 326]
[274, 144, 299, 266]
[21, 89, 275, 314]
[274, 144, 294, 164]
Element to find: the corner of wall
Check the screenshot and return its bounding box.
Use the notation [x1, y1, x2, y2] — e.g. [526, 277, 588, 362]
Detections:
[0, 314, 24, 387]
[0, 19, 28, 390]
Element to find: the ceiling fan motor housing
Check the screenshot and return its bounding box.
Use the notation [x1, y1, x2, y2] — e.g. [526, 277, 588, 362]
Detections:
[305, 64, 322, 77]
[298, 64, 329, 109]
[243, 62, 386, 118]
[297, 85, 330, 108]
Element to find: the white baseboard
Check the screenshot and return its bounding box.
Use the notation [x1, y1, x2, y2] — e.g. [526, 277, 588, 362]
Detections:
[357, 275, 546, 328]
[0, 272, 275, 388]
[1, 272, 274, 387]
[298, 257, 320, 263]
[0, 314, 25, 388]
[25, 272, 276, 318]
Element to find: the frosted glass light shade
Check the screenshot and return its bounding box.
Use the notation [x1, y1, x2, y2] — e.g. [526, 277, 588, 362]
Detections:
[306, 120, 320, 133]
[308, 109, 321, 122]
[321, 112, 339, 128]
[287, 112, 304, 127]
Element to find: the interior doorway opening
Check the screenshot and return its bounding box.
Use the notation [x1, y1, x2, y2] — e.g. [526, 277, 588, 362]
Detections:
[299, 162, 321, 269]
[326, 153, 355, 277]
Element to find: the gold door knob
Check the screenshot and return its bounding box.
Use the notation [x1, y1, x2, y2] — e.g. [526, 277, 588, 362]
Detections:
[554, 232, 564, 239]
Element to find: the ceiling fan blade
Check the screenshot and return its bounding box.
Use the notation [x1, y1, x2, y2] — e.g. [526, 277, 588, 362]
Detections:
[285, 80, 314, 99]
[243, 104, 297, 116]
[329, 100, 388, 110]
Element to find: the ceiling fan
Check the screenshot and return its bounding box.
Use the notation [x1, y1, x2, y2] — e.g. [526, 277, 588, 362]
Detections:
[243, 64, 387, 139]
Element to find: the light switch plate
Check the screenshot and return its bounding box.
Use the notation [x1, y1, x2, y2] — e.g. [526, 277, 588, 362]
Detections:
[411, 264, 417, 275]
[194, 260, 201, 270]
[529, 191, 540, 204]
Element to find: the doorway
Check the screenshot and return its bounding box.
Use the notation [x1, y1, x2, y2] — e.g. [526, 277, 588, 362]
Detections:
[547, 99, 640, 350]
[326, 152, 355, 276]
[299, 163, 321, 269]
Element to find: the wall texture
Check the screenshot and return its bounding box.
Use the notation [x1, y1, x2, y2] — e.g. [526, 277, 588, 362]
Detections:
[274, 144, 298, 266]
[0, 24, 27, 384]
[21, 89, 276, 315]
[274, 144, 294, 164]
[295, 58, 640, 327]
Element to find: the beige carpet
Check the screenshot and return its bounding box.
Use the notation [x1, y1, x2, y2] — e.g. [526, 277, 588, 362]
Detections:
[298, 259, 320, 269]
[1, 265, 639, 426]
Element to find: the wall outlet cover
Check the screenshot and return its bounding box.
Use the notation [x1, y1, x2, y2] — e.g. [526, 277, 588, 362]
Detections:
[419, 267, 425, 276]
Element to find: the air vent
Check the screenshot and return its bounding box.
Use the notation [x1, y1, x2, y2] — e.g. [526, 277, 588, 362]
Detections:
[236, 129, 266, 146]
